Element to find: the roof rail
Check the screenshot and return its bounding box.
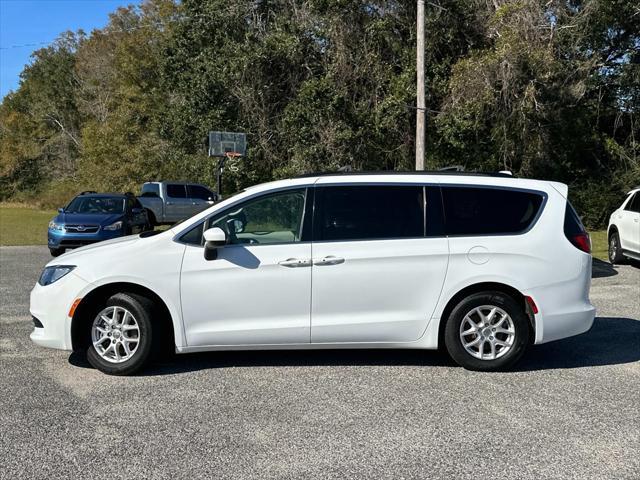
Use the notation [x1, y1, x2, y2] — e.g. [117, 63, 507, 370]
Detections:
[79, 190, 97, 195]
[294, 170, 515, 179]
[438, 165, 465, 172]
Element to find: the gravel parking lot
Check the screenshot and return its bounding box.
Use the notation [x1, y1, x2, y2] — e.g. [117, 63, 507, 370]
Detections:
[1, 246, 638, 479]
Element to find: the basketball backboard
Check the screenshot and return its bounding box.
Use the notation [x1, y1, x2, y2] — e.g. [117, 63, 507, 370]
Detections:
[208, 131, 247, 157]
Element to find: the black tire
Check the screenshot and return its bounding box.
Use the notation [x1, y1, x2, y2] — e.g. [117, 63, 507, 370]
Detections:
[608, 230, 625, 264]
[49, 247, 65, 257]
[145, 209, 157, 227]
[86, 293, 154, 375]
[444, 291, 530, 371]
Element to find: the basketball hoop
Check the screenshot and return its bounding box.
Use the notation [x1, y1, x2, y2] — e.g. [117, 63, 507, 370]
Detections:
[207, 131, 247, 197]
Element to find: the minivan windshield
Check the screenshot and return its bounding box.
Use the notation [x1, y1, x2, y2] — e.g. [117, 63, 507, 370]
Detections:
[65, 196, 125, 214]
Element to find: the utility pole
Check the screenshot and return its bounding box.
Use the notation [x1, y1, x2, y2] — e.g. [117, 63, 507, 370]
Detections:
[415, 0, 426, 171]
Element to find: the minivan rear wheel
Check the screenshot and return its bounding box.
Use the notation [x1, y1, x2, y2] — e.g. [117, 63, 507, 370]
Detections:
[444, 292, 530, 371]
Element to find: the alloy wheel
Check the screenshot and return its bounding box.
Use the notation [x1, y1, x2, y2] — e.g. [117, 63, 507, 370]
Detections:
[459, 305, 515, 360]
[91, 306, 141, 363]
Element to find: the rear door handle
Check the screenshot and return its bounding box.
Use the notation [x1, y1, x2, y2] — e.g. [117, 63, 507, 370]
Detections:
[313, 256, 345, 266]
[278, 258, 312, 268]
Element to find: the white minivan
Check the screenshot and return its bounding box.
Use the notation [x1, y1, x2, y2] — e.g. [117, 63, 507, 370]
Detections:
[30, 172, 596, 375]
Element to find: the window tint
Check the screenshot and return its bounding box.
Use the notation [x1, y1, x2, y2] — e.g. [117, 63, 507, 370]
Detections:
[167, 184, 187, 198]
[564, 201, 586, 237]
[625, 193, 640, 213]
[141, 183, 160, 197]
[315, 185, 425, 241]
[442, 186, 544, 235]
[181, 221, 204, 246]
[188, 185, 215, 201]
[207, 189, 306, 245]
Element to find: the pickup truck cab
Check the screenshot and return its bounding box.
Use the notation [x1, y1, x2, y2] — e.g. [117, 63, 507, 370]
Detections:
[138, 181, 218, 225]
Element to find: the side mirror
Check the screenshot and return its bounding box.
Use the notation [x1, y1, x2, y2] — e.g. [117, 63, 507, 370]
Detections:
[57, 207, 64, 213]
[132, 207, 143, 214]
[203, 227, 226, 261]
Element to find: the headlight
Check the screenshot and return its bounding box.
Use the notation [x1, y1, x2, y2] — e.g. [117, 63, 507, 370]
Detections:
[103, 221, 123, 231]
[38, 265, 75, 286]
[48, 221, 64, 231]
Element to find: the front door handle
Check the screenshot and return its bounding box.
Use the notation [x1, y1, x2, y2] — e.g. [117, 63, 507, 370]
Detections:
[278, 258, 312, 268]
[313, 256, 345, 266]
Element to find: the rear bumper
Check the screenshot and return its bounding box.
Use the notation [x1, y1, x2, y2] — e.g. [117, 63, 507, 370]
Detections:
[532, 302, 596, 344]
[527, 254, 596, 344]
[29, 272, 90, 351]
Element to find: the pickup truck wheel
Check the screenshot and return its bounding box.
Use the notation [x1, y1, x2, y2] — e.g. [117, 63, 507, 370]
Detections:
[49, 247, 65, 257]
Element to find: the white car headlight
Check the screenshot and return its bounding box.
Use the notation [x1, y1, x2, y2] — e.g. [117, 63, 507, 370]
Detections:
[103, 221, 123, 231]
[39, 265, 75, 286]
[48, 221, 64, 231]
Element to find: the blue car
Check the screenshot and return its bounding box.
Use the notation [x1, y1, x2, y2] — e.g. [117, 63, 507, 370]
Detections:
[48, 192, 151, 256]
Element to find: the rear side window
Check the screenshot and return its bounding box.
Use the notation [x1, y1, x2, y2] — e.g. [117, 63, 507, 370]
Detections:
[141, 183, 160, 197]
[441, 186, 544, 235]
[167, 184, 187, 198]
[314, 185, 429, 241]
[564, 201, 590, 253]
[564, 201, 586, 237]
[625, 193, 640, 213]
[188, 185, 215, 201]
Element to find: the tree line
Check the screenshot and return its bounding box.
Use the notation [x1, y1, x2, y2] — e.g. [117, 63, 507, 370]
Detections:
[0, 0, 638, 227]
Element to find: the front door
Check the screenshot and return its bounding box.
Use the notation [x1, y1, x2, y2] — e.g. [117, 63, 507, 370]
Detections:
[310, 184, 449, 343]
[187, 185, 216, 216]
[620, 192, 640, 252]
[180, 188, 312, 346]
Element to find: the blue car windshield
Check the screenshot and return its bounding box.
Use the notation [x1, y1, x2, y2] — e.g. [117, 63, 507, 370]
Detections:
[65, 197, 125, 214]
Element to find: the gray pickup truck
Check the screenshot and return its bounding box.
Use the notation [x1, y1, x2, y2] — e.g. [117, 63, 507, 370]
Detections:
[138, 181, 218, 225]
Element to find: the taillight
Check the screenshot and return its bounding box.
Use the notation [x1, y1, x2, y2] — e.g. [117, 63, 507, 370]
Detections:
[570, 232, 591, 254]
[564, 201, 590, 254]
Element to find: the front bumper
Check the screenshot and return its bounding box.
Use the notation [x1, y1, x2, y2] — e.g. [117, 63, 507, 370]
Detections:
[29, 271, 91, 350]
[48, 228, 123, 249]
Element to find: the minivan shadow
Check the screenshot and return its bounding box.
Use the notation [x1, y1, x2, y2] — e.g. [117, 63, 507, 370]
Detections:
[514, 316, 640, 371]
[591, 258, 617, 278]
[69, 317, 639, 375]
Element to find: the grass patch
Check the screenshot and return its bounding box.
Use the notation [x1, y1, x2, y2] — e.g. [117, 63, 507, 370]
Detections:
[589, 230, 608, 262]
[0, 204, 56, 246]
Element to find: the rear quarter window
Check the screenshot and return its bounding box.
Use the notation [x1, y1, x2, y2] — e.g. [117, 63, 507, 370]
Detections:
[442, 186, 545, 236]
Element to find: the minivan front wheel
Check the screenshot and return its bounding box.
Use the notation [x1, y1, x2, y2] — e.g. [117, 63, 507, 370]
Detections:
[444, 292, 530, 371]
[86, 293, 153, 375]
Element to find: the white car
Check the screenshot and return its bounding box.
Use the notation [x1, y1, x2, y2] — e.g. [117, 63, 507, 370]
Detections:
[30, 172, 596, 375]
[608, 187, 640, 264]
